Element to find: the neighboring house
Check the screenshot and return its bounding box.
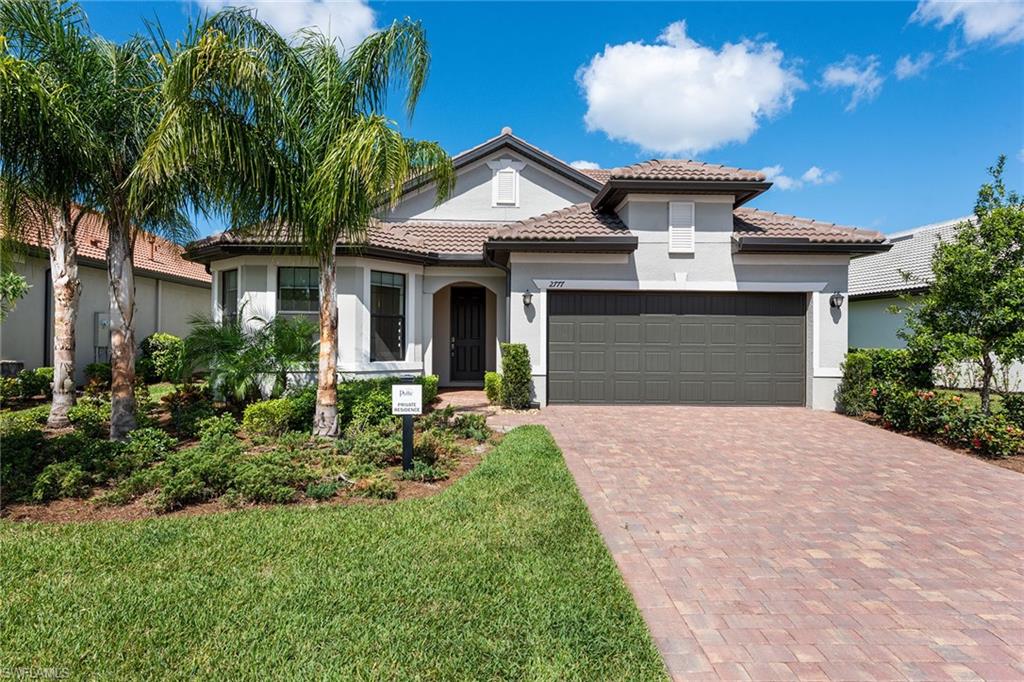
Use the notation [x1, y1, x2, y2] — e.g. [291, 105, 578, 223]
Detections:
[185, 128, 889, 409]
[0, 207, 211, 384]
[849, 216, 1022, 391]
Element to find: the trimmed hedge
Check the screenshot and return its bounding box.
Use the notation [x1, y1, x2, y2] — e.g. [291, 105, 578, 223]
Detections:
[139, 333, 184, 383]
[499, 343, 532, 409]
[484, 371, 502, 405]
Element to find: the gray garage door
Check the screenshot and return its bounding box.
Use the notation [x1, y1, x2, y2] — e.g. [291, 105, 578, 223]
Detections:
[547, 291, 806, 405]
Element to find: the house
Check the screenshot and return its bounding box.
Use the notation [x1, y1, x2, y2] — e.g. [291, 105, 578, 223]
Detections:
[184, 128, 889, 409]
[849, 216, 1022, 390]
[0, 207, 211, 383]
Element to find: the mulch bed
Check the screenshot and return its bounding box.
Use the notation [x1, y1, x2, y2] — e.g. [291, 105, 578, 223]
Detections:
[851, 412, 1024, 474]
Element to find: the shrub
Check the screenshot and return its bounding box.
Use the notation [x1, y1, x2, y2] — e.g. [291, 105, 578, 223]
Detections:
[0, 426, 47, 503]
[419, 374, 439, 404]
[835, 352, 874, 416]
[397, 461, 448, 482]
[452, 413, 489, 442]
[165, 384, 216, 438]
[0, 376, 19, 405]
[242, 398, 295, 437]
[140, 333, 185, 383]
[154, 429, 244, 511]
[353, 474, 397, 500]
[419, 405, 455, 431]
[17, 367, 52, 398]
[197, 413, 239, 442]
[31, 461, 90, 502]
[346, 421, 402, 468]
[285, 386, 316, 431]
[231, 451, 313, 504]
[850, 347, 935, 389]
[484, 371, 502, 404]
[306, 481, 340, 500]
[972, 414, 1024, 459]
[119, 427, 177, 472]
[350, 390, 393, 427]
[67, 398, 111, 438]
[1002, 394, 1024, 430]
[933, 394, 983, 446]
[499, 343, 532, 409]
[413, 429, 448, 466]
[84, 363, 112, 390]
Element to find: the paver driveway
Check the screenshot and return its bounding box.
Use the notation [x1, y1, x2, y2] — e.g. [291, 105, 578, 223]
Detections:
[491, 406, 1024, 681]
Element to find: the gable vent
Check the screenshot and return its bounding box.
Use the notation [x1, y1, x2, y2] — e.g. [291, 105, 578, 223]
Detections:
[668, 201, 695, 253]
[494, 168, 517, 206]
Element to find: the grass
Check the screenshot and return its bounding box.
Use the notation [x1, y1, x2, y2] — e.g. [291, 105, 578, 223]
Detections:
[0, 425, 666, 681]
[935, 388, 1005, 410]
[147, 382, 177, 403]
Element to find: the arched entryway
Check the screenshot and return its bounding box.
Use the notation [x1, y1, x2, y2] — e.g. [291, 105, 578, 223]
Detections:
[422, 274, 506, 387]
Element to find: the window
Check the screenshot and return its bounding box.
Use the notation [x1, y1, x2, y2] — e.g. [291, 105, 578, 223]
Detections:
[370, 271, 405, 361]
[221, 269, 238, 323]
[668, 201, 696, 254]
[277, 267, 318, 313]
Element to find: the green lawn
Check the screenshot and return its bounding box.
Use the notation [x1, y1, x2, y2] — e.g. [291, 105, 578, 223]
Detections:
[1, 425, 666, 680]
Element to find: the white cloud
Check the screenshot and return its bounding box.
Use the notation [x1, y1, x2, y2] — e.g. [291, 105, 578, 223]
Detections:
[912, 0, 1024, 45]
[570, 160, 601, 170]
[821, 55, 884, 111]
[760, 164, 840, 191]
[576, 21, 805, 155]
[197, 0, 376, 49]
[894, 52, 934, 79]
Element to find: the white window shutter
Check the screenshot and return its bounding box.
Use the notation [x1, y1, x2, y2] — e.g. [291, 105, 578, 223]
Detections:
[494, 168, 517, 206]
[668, 201, 695, 253]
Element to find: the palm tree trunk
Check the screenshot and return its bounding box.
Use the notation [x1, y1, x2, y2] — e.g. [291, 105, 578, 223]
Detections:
[107, 214, 136, 440]
[313, 250, 339, 437]
[46, 203, 80, 428]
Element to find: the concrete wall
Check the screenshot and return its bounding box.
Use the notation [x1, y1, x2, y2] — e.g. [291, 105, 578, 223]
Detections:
[0, 255, 210, 384]
[849, 295, 915, 349]
[385, 151, 593, 223]
[507, 196, 851, 410]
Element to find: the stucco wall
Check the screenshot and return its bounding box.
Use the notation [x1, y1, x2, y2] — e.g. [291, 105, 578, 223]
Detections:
[507, 197, 851, 410]
[385, 151, 593, 223]
[848, 295, 915, 349]
[0, 255, 209, 384]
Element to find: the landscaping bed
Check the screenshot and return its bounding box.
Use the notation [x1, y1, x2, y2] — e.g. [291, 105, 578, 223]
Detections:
[0, 426, 666, 680]
[1, 376, 499, 522]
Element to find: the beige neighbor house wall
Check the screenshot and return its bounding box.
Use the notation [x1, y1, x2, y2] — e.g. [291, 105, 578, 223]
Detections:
[0, 254, 210, 384]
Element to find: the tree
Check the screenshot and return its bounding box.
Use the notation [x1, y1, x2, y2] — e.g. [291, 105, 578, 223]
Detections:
[903, 155, 1024, 414]
[135, 10, 453, 436]
[0, 0, 95, 427]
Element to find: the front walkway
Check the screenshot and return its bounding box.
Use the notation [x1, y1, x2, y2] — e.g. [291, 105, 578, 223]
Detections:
[490, 406, 1024, 681]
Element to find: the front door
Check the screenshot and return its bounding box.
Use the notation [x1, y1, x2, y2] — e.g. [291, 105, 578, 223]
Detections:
[451, 287, 485, 381]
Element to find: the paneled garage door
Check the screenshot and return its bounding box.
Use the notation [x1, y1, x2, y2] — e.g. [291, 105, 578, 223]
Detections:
[547, 291, 806, 405]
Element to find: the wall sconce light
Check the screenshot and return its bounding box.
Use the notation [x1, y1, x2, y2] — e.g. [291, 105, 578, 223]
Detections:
[830, 292, 844, 310]
[522, 290, 533, 307]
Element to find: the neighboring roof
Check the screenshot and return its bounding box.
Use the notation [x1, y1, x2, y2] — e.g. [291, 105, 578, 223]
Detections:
[401, 127, 604, 198]
[848, 217, 971, 297]
[9, 206, 211, 286]
[611, 160, 766, 183]
[578, 168, 612, 183]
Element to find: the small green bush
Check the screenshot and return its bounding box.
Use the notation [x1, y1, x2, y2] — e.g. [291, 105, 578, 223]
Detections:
[165, 385, 216, 438]
[452, 413, 489, 441]
[117, 427, 177, 474]
[31, 461, 90, 502]
[835, 352, 873, 416]
[419, 374, 439, 404]
[346, 421, 402, 468]
[197, 414, 239, 442]
[397, 461, 448, 482]
[306, 481, 340, 500]
[84, 363, 112, 390]
[242, 398, 295, 437]
[0, 376, 20, 405]
[353, 474, 397, 500]
[350, 390, 393, 427]
[231, 451, 313, 504]
[67, 398, 111, 438]
[0, 426, 47, 503]
[849, 347, 934, 389]
[413, 429, 447, 466]
[972, 414, 1024, 459]
[285, 386, 317, 431]
[140, 333, 185, 383]
[484, 371, 502, 404]
[499, 343, 532, 409]
[1002, 394, 1024, 430]
[17, 367, 52, 399]
[419, 405, 455, 431]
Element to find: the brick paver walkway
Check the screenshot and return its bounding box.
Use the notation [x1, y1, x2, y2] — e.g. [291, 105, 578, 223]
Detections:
[490, 406, 1024, 681]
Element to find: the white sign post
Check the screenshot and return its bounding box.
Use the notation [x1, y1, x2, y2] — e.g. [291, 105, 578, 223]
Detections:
[392, 381, 422, 470]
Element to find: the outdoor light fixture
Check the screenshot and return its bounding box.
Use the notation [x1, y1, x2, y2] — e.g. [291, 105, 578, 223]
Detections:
[830, 292, 845, 310]
[522, 290, 533, 307]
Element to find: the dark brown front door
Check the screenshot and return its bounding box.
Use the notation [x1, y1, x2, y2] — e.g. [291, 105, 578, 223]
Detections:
[451, 287, 485, 381]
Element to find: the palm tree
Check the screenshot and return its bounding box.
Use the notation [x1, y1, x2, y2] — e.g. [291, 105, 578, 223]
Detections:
[135, 10, 454, 436]
[0, 0, 95, 428]
[3, 0, 192, 439]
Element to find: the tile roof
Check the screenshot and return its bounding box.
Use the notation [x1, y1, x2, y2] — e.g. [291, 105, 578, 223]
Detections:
[9, 206, 210, 284]
[488, 203, 629, 241]
[733, 207, 887, 244]
[848, 217, 971, 297]
[578, 168, 612, 184]
[610, 159, 766, 182]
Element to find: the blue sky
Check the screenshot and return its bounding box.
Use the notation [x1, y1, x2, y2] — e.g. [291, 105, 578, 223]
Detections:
[80, 1, 1024, 237]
